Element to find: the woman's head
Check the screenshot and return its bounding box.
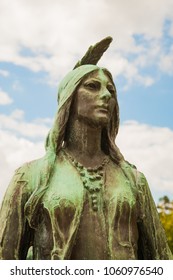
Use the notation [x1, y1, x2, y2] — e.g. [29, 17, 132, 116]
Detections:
[70, 69, 117, 129]
[46, 65, 122, 164]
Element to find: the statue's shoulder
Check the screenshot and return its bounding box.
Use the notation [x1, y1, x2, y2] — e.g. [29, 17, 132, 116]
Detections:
[123, 160, 137, 170]
[120, 160, 146, 186]
[14, 157, 42, 175]
[120, 159, 137, 175]
[13, 157, 45, 190]
[1, 158, 45, 206]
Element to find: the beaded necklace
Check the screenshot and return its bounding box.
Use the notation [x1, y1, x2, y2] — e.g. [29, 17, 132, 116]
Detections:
[63, 149, 109, 211]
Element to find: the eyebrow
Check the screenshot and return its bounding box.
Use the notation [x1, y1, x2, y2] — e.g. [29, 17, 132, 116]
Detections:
[84, 78, 114, 86]
[84, 78, 100, 83]
[107, 83, 114, 87]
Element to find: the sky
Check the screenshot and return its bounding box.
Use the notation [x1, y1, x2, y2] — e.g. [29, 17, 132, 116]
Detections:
[0, 0, 173, 203]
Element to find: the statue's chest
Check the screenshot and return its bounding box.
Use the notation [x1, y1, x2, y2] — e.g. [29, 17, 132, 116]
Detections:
[42, 163, 84, 211]
[41, 160, 136, 213]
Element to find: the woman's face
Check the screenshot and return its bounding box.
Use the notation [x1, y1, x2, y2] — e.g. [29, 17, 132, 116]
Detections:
[72, 69, 116, 127]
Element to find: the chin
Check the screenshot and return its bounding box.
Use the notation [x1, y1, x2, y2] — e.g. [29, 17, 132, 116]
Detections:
[89, 116, 109, 128]
[96, 113, 110, 126]
[78, 114, 109, 128]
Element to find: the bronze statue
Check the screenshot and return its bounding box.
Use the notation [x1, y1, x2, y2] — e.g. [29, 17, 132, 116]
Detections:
[0, 37, 172, 260]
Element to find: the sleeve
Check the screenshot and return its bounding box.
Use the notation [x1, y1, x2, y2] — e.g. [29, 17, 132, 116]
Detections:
[137, 172, 173, 260]
[0, 166, 33, 260]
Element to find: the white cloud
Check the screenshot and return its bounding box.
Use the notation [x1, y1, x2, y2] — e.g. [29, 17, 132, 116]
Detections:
[0, 0, 173, 86]
[0, 129, 45, 203]
[12, 80, 23, 92]
[0, 110, 51, 203]
[116, 121, 173, 200]
[159, 46, 173, 75]
[0, 110, 52, 139]
[0, 89, 13, 105]
[0, 69, 9, 77]
[136, 75, 155, 87]
[10, 109, 25, 120]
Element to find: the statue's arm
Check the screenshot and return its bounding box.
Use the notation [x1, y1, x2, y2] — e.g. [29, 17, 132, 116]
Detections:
[137, 172, 173, 260]
[0, 166, 33, 259]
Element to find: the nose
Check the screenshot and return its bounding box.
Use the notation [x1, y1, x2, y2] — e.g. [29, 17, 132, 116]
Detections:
[100, 88, 111, 101]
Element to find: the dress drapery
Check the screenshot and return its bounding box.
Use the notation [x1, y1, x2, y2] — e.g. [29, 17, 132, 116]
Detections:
[0, 150, 172, 260]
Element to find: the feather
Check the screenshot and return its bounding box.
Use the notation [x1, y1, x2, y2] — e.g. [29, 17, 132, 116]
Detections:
[73, 36, 113, 69]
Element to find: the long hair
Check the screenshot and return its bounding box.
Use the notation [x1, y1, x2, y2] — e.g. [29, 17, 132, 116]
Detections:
[25, 67, 123, 228]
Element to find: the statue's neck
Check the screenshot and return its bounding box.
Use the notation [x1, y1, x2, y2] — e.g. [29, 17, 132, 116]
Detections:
[65, 119, 105, 168]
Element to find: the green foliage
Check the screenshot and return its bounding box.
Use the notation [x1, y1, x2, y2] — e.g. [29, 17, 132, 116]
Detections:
[159, 212, 173, 253]
[159, 195, 170, 204]
[158, 197, 173, 253]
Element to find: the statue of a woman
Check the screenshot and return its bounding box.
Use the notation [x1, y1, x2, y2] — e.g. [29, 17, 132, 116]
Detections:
[0, 37, 172, 260]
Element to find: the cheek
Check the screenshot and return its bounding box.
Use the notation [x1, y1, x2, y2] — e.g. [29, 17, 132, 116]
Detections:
[109, 98, 116, 116]
[76, 93, 95, 115]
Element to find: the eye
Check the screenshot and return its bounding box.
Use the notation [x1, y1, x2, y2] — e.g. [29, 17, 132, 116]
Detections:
[107, 86, 115, 96]
[84, 81, 100, 90]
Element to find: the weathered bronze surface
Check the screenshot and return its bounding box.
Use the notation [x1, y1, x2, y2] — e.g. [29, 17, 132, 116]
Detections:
[0, 37, 172, 260]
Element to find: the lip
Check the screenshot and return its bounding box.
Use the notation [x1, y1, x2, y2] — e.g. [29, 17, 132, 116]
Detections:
[96, 104, 109, 112]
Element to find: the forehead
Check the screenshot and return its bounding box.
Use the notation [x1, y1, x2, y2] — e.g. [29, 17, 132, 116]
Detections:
[82, 69, 113, 84]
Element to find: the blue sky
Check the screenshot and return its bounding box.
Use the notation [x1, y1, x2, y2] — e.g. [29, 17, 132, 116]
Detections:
[119, 74, 173, 128]
[0, 0, 173, 203]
